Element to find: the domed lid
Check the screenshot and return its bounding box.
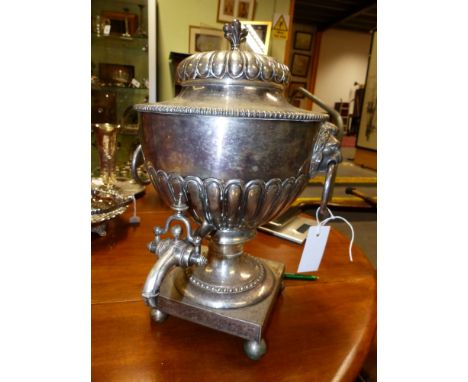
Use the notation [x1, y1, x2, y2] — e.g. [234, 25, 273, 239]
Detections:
[135, 20, 326, 121]
[176, 19, 290, 88]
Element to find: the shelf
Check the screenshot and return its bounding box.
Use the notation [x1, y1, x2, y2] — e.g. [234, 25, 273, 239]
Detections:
[92, 85, 148, 92]
[92, 32, 147, 41]
[92, 33, 148, 51]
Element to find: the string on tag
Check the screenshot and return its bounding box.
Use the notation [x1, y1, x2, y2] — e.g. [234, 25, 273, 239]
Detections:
[315, 207, 354, 262]
[128, 195, 141, 224]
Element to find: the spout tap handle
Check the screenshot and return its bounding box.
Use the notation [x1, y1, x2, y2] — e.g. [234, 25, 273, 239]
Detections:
[170, 225, 182, 240]
[192, 253, 208, 267]
[153, 227, 164, 235]
[148, 240, 158, 254]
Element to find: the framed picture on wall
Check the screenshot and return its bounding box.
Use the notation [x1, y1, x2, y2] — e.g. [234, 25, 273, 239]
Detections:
[242, 21, 271, 54]
[290, 53, 310, 77]
[100, 10, 139, 35]
[357, 31, 377, 151]
[217, 0, 255, 23]
[189, 26, 228, 54]
[294, 31, 313, 51]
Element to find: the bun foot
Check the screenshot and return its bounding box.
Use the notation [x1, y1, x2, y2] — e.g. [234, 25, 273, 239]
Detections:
[243, 339, 267, 360]
[150, 308, 168, 323]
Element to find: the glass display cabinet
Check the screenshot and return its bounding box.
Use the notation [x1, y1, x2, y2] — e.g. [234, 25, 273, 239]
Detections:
[91, 0, 157, 177]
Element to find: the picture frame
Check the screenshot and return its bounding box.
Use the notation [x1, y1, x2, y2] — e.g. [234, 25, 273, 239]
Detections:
[217, 0, 255, 23]
[294, 31, 313, 51]
[290, 53, 310, 77]
[356, 31, 377, 151]
[100, 10, 138, 35]
[189, 26, 228, 54]
[241, 21, 271, 54]
[288, 81, 307, 99]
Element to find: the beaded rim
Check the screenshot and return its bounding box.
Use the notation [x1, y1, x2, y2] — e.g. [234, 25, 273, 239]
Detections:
[186, 255, 265, 294]
[134, 103, 328, 121]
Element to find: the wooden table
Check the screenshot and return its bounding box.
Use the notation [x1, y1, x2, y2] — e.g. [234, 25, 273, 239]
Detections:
[92, 187, 376, 382]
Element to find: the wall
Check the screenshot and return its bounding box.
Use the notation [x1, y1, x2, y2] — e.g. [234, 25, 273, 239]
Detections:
[286, 22, 317, 109]
[356, 31, 377, 150]
[311, 28, 371, 113]
[156, 0, 291, 101]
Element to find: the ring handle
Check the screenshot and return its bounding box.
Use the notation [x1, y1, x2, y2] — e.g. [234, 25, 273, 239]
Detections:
[131, 144, 150, 185]
[318, 162, 337, 220]
[309, 121, 342, 219]
[288, 89, 343, 220]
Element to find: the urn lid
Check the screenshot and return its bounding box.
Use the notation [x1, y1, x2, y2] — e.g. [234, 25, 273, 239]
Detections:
[176, 20, 290, 88]
[134, 20, 326, 121]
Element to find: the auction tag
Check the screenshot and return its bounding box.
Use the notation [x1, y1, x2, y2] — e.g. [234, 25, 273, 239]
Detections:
[131, 78, 141, 88]
[297, 225, 330, 272]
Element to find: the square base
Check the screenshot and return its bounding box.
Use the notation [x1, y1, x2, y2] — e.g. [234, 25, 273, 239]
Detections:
[156, 258, 285, 342]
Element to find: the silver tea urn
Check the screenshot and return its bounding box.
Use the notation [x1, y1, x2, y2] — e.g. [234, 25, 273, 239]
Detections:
[133, 20, 341, 360]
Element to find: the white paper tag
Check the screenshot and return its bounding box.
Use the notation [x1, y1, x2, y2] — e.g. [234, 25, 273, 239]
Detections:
[103, 25, 111, 35]
[297, 225, 330, 272]
[131, 78, 141, 88]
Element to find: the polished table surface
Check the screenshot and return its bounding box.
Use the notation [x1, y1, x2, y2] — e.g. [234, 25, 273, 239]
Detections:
[92, 187, 376, 382]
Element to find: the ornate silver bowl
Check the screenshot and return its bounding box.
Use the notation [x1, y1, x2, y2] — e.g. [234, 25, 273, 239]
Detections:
[91, 187, 132, 236]
[133, 20, 341, 360]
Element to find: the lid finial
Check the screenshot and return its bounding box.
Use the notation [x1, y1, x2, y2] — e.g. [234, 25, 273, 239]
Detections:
[223, 19, 248, 50]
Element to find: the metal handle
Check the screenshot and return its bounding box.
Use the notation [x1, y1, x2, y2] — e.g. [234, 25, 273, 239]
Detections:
[291, 89, 343, 219]
[306, 122, 341, 219]
[131, 144, 150, 185]
[292, 87, 344, 141]
[318, 162, 337, 220]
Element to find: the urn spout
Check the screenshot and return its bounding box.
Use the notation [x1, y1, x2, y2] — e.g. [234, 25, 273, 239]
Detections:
[142, 246, 178, 308]
[142, 217, 207, 308]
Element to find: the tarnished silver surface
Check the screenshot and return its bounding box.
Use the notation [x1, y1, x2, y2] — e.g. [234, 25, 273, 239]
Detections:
[141, 113, 319, 180]
[142, 199, 207, 309]
[174, 241, 275, 309]
[91, 187, 131, 225]
[148, 167, 308, 230]
[91, 176, 145, 198]
[91, 223, 107, 237]
[134, 21, 324, 120]
[131, 144, 151, 186]
[176, 51, 289, 85]
[309, 121, 342, 178]
[156, 257, 285, 344]
[244, 339, 267, 361]
[136, 20, 342, 358]
[150, 308, 168, 323]
[134, 85, 327, 120]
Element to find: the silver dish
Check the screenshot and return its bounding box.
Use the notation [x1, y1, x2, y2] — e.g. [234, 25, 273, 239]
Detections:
[91, 176, 145, 198]
[91, 187, 132, 225]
